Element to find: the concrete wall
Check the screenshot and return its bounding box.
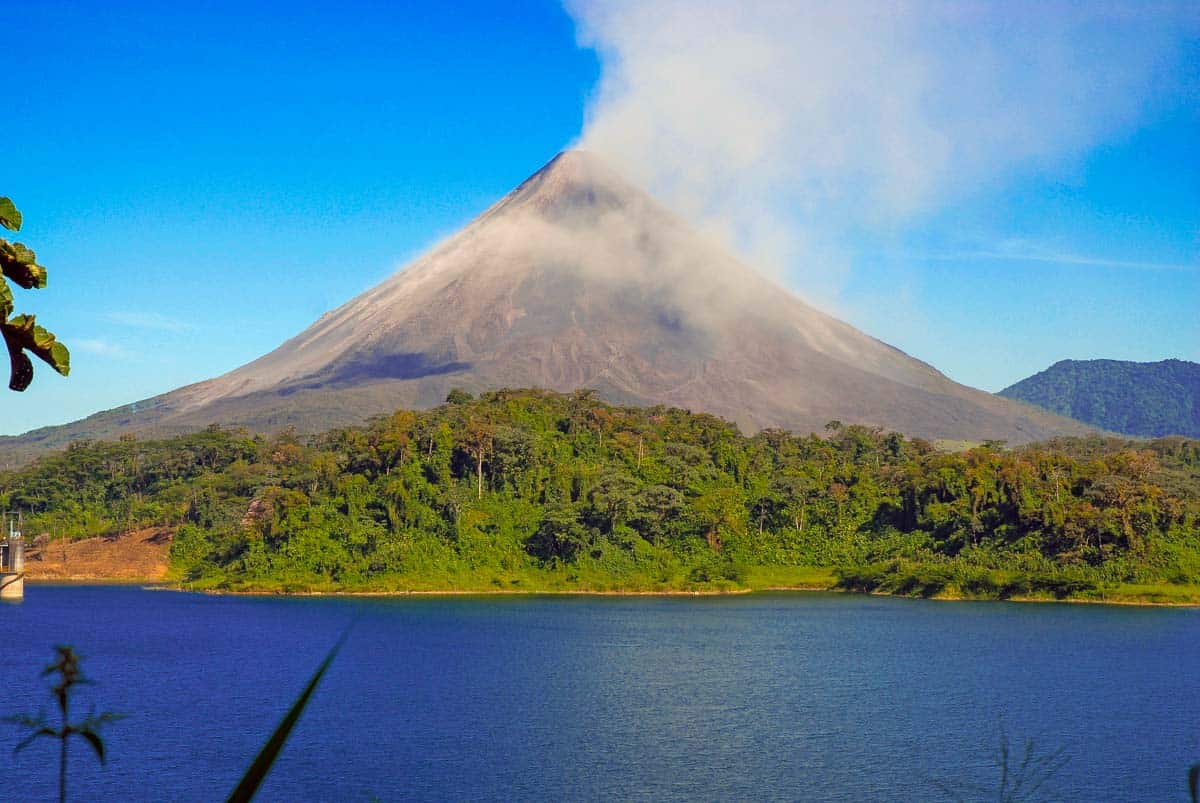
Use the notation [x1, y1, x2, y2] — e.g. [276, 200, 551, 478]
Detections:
[0, 572, 22, 601]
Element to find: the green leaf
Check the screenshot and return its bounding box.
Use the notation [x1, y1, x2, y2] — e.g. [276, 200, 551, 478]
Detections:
[33, 324, 54, 349]
[0, 197, 20, 232]
[1, 316, 69, 381]
[49, 341, 70, 375]
[27, 325, 70, 375]
[9, 242, 35, 263]
[0, 197, 68, 393]
[225, 623, 354, 803]
[0, 241, 46, 290]
[1189, 763, 1198, 803]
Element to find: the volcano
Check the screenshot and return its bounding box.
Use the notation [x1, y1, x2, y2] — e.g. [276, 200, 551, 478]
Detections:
[5, 151, 1089, 452]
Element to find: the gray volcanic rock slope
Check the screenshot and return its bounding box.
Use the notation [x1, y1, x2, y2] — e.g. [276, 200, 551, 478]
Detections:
[4, 151, 1089, 452]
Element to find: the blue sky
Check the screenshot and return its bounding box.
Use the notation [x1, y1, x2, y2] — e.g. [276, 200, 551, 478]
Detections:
[5, 1, 1198, 434]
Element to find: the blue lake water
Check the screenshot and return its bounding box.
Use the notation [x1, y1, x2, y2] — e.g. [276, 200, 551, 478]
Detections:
[2, 586, 1198, 801]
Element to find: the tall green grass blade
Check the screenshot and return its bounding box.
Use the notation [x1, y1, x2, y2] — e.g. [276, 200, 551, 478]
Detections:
[225, 623, 354, 803]
[1188, 763, 1198, 803]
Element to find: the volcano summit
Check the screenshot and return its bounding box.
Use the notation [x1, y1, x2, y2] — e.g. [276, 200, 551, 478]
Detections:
[6, 151, 1087, 451]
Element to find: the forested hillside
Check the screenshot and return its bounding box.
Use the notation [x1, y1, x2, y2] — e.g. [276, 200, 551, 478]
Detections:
[1000, 358, 1200, 438]
[3, 389, 1198, 600]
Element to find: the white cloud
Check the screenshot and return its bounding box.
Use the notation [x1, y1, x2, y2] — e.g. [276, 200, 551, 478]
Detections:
[565, 0, 1199, 298]
[73, 338, 132, 359]
[106, 311, 194, 332]
[919, 248, 1200, 273]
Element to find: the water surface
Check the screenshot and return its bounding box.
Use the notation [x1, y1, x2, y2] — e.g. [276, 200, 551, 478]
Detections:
[2, 587, 1198, 801]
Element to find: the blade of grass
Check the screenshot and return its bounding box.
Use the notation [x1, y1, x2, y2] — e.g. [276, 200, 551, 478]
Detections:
[226, 622, 355, 803]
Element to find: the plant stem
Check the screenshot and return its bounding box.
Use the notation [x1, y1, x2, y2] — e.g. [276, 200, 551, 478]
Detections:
[60, 733, 67, 803]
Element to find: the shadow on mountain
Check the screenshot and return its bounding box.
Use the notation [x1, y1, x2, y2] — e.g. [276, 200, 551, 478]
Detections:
[283, 353, 471, 394]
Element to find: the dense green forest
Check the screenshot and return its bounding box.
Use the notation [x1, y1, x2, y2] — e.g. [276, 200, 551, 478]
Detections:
[1000, 358, 1200, 438]
[3, 389, 1199, 601]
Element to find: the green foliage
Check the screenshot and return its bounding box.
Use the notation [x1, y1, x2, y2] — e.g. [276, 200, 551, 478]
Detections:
[835, 562, 1099, 600]
[1, 390, 1198, 596]
[0, 197, 22, 231]
[1000, 358, 1200, 438]
[0, 197, 70, 391]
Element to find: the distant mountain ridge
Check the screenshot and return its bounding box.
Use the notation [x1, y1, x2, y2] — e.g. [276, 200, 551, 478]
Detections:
[2, 150, 1091, 457]
[999, 358, 1200, 438]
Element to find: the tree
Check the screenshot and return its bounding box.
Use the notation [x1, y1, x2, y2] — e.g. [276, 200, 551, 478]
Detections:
[691, 485, 747, 552]
[0, 197, 70, 391]
[526, 502, 590, 564]
[632, 484, 685, 544]
[586, 470, 640, 534]
[460, 418, 495, 499]
[375, 409, 416, 474]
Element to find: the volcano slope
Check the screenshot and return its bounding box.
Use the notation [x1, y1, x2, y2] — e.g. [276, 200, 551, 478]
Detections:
[3, 150, 1089, 454]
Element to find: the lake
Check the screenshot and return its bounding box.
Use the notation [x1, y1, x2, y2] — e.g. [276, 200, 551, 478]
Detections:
[2, 587, 1198, 801]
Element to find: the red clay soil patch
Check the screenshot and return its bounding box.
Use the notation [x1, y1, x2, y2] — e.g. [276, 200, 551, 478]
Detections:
[24, 527, 174, 582]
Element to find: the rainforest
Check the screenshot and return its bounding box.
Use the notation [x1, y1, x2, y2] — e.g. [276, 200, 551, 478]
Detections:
[3, 389, 1199, 603]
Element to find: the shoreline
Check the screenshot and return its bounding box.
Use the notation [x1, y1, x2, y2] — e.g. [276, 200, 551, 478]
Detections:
[198, 587, 758, 598]
[26, 578, 1200, 607]
[194, 587, 1200, 607]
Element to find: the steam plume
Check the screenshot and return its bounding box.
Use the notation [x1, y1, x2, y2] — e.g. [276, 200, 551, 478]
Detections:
[566, 1, 1198, 299]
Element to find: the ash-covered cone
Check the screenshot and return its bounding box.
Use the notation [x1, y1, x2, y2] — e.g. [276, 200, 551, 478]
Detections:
[3, 150, 1091, 451]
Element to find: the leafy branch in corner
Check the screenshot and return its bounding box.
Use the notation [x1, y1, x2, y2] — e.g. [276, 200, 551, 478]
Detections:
[5, 645, 123, 803]
[0, 196, 70, 391]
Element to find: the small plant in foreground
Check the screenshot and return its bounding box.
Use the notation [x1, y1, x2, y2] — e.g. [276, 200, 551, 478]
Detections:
[933, 722, 1068, 802]
[5, 645, 122, 803]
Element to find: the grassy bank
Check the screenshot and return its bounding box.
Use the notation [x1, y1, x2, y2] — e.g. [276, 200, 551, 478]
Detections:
[833, 561, 1200, 605]
[167, 563, 1200, 606]
[169, 564, 750, 595]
